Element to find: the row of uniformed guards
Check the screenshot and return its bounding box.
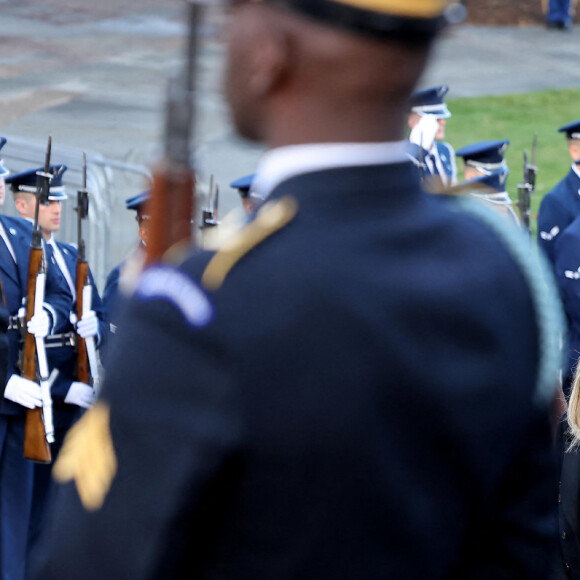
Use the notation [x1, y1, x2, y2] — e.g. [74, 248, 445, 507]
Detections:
[0, 140, 105, 579]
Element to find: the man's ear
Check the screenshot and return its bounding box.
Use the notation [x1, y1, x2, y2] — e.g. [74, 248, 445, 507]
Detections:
[247, 28, 289, 98]
[13, 197, 26, 214]
[13, 196, 33, 218]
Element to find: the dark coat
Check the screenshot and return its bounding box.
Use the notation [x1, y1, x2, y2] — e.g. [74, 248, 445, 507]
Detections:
[552, 417, 580, 580]
[33, 162, 558, 579]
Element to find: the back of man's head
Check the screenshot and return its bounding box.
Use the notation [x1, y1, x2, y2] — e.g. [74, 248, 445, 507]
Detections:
[224, 0, 463, 146]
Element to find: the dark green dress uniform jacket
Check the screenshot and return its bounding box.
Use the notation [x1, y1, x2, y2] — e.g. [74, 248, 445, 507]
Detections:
[32, 162, 558, 579]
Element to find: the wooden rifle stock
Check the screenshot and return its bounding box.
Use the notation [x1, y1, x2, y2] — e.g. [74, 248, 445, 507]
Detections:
[75, 153, 91, 385]
[146, 165, 195, 266]
[24, 135, 53, 463]
[75, 260, 90, 385]
[23, 244, 51, 463]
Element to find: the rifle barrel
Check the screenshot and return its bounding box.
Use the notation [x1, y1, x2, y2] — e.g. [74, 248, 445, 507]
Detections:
[145, 1, 205, 266]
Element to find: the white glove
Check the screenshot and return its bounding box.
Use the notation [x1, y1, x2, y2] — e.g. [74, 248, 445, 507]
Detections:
[409, 114, 440, 151]
[27, 310, 50, 338]
[76, 310, 99, 339]
[4, 375, 42, 409]
[64, 381, 95, 409]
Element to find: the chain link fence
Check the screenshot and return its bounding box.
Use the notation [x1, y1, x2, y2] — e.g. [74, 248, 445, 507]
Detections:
[2, 135, 152, 292]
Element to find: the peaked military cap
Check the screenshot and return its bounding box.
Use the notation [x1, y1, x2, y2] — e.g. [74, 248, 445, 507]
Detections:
[230, 173, 255, 199]
[456, 140, 509, 175]
[453, 172, 508, 198]
[465, 172, 505, 193]
[559, 119, 580, 140]
[6, 164, 68, 200]
[409, 85, 451, 118]
[0, 138, 9, 178]
[125, 190, 151, 211]
[256, 0, 464, 40]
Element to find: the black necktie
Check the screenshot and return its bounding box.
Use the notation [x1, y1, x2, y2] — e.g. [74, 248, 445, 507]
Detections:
[0, 238, 15, 268]
[428, 153, 441, 176]
[43, 241, 54, 269]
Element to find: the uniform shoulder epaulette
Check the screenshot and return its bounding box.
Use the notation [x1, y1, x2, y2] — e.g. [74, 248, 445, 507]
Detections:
[202, 196, 298, 291]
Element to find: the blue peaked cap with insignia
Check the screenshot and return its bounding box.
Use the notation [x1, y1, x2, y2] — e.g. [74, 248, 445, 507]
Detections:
[409, 85, 451, 119]
[0, 137, 9, 178]
[6, 164, 68, 200]
[230, 173, 255, 198]
[455, 140, 510, 176]
[559, 119, 580, 140]
[125, 190, 151, 211]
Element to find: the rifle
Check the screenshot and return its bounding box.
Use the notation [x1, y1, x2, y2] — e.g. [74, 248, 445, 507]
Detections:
[75, 153, 101, 396]
[145, 1, 204, 266]
[23, 136, 55, 463]
[200, 175, 220, 247]
[517, 133, 538, 235]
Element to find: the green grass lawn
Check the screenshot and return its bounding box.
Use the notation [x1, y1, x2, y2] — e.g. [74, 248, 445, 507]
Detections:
[446, 88, 580, 236]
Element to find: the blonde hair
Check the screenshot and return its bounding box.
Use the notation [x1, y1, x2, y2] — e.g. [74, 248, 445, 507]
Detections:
[567, 362, 580, 451]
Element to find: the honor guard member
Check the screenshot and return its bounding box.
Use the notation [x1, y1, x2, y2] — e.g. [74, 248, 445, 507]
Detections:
[34, 1, 563, 579]
[553, 213, 580, 399]
[0, 138, 9, 387]
[102, 190, 151, 340]
[0, 158, 71, 580]
[538, 119, 580, 269]
[0, 137, 9, 208]
[408, 84, 457, 187]
[230, 173, 257, 214]
[455, 139, 520, 226]
[7, 165, 106, 557]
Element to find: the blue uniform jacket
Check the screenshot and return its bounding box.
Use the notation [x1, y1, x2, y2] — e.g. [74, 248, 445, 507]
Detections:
[553, 215, 580, 388]
[45, 240, 106, 429]
[35, 162, 558, 580]
[435, 140, 457, 185]
[538, 167, 580, 269]
[0, 216, 70, 416]
[407, 141, 457, 186]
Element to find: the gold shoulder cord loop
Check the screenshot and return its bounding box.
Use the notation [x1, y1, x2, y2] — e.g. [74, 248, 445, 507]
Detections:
[202, 196, 298, 291]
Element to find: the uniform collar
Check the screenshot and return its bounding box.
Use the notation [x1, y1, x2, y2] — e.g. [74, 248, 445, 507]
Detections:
[252, 141, 409, 201]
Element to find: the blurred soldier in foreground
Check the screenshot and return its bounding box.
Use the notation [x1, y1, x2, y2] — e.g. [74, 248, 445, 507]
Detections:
[455, 139, 521, 226]
[33, 1, 563, 579]
[407, 84, 457, 187]
[538, 119, 580, 269]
